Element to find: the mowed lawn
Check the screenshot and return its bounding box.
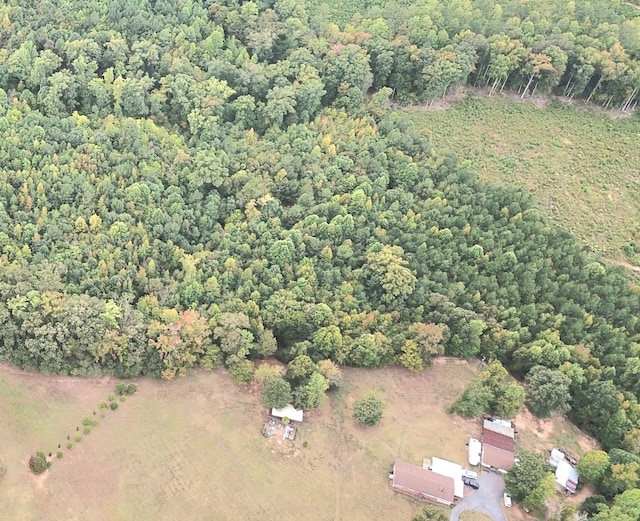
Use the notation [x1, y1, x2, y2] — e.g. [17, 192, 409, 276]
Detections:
[0, 360, 482, 521]
[406, 96, 640, 263]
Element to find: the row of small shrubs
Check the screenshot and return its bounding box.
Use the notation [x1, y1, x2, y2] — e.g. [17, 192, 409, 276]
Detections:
[28, 381, 138, 474]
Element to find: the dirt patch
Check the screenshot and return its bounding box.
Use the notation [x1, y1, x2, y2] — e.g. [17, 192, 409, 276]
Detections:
[407, 86, 634, 120]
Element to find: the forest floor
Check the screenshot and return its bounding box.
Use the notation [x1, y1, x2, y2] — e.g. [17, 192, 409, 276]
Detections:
[404, 91, 640, 265]
[0, 360, 594, 521]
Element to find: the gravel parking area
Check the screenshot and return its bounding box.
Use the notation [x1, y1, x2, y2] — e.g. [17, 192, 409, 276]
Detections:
[450, 471, 508, 521]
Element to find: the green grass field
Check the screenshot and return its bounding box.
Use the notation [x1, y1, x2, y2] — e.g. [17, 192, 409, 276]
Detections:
[0, 360, 591, 520]
[0, 361, 478, 521]
[405, 95, 640, 264]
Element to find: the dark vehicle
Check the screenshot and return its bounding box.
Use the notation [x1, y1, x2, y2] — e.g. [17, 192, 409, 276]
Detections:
[462, 476, 480, 489]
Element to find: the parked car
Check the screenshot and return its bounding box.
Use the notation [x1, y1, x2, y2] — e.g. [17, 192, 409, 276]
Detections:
[503, 492, 512, 507]
[461, 469, 478, 479]
[462, 476, 480, 489]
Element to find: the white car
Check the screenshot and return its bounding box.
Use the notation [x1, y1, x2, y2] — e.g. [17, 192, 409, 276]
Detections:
[503, 492, 512, 508]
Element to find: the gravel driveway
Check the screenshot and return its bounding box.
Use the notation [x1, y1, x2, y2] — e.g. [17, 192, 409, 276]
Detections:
[450, 472, 508, 521]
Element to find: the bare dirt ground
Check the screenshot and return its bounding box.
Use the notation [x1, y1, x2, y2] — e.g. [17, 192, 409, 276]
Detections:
[410, 85, 635, 119]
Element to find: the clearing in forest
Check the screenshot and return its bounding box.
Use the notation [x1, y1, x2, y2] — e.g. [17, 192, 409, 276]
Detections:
[0, 360, 592, 521]
[405, 95, 640, 264]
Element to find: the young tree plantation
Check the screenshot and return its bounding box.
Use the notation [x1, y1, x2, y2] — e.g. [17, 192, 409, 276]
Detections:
[0, 0, 640, 514]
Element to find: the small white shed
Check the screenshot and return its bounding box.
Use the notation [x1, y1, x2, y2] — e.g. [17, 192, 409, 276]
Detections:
[271, 404, 304, 422]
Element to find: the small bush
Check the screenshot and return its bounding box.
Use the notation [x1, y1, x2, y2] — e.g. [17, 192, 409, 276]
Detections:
[120, 395, 126, 402]
[353, 393, 384, 426]
[83, 427, 91, 435]
[126, 383, 137, 395]
[91, 419, 99, 427]
[108, 393, 115, 402]
[74, 434, 82, 443]
[82, 417, 91, 426]
[100, 401, 108, 410]
[66, 442, 73, 450]
[29, 452, 48, 474]
[110, 401, 119, 410]
[56, 452, 63, 459]
[116, 382, 128, 395]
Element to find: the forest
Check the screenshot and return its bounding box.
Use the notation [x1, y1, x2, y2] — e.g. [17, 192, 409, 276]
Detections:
[0, 0, 640, 505]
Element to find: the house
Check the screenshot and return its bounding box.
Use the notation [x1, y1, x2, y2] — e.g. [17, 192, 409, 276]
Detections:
[271, 404, 304, 422]
[427, 456, 465, 498]
[550, 448, 579, 493]
[390, 459, 456, 506]
[481, 418, 515, 473]
[468, 437, 481, 466]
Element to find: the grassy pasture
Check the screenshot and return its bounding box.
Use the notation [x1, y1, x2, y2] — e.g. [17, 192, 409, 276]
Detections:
[0, 361, 476, 521]
[405, 95, 640, 263]
[0, 360, 592, 520]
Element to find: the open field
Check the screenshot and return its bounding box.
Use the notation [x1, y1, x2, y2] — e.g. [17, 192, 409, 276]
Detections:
[405, 94, 640, 264]
[0, 360, 592, 521]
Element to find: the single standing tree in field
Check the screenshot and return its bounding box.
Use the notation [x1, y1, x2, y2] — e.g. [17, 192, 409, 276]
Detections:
[29, 451, 48, 474]
[260, 377, 292, 409]
[353, 392, 384, 426]
[525, 365, 571, 417]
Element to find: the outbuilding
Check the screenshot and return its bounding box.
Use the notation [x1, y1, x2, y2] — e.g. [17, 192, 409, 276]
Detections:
[271, 404, 304, 423]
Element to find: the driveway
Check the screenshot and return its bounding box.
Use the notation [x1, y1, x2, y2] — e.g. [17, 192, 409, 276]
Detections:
[450, 472, 508, 521]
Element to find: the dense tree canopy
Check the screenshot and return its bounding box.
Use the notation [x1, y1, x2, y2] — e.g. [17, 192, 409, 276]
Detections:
[0, 0, 638, 462]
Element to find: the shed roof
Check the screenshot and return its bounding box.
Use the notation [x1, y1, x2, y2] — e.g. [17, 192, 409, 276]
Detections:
[483, 429, 515, 452]
[271, 404, 304, 422]
[555, 460, 579, 493]
[483, 418, 515, 439]
[392, 460, 455, 504]
[481, 444, 515, 471]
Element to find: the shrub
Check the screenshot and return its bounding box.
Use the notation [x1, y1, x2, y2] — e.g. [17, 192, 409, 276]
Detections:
[353, 393, 384, 426]
[74, 434, 82, 442]
[120, 395, 126, 402]
[56, 452, 63, 459]
[0, 460, 6, 482]
[83, 427, 91, 435]
[580, 495, 607, 516]
[82, 417, 91, 426]
[91, 419, 99, 427]
[66, 442, 73, 450]
[108, 393, 115, 402]
[110, 401, 119, 410]
[126, 383, 137, 395]
[412, 505, 449, 521]
[115, 382, 128, 395]
[100, 401, 108, 410]
[29, 452, 48, 474]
